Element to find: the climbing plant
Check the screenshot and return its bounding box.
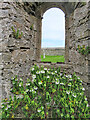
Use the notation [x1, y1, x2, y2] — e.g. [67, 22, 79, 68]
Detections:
[0, 65, 90, 119]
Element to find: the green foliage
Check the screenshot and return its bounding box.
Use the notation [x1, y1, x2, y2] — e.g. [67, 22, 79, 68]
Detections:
[30, 24, 33, 30]
[77, 45, 90, 55]
[11, 26, 23, 39]
[41, 55, 65, 63]
[81, 2, 86, 6]
[0, 65, 90, 119]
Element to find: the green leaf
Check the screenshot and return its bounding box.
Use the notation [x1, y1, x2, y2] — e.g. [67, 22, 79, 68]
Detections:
[71, 115, 74, 118]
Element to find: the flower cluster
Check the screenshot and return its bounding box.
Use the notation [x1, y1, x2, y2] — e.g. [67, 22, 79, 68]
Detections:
[0, 65, 89, 119]
[77, 45, 90, 55]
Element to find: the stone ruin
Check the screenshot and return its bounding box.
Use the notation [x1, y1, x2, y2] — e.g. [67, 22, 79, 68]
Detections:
[0, 1, 90, 105]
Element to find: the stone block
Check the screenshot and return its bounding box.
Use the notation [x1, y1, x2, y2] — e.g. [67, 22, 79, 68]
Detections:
[0, 9, 9, 18]
[2, 53, 11, 63]
[0, 53, 2, 64]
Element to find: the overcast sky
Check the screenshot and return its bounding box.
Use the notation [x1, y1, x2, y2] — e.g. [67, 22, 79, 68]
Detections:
[41, 8, 65, 48]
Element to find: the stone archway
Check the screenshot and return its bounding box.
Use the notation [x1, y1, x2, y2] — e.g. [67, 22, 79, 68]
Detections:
[35, 2, 75, 63]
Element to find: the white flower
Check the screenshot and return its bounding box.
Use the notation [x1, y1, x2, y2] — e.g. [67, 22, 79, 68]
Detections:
[68, 75, 72, 78]
[61, 113, 63, 117]
[16, 96, 19, 99]
[33, 91, 36, 94]
[7, 105, 11, 108]
[26, 89, 29, 92]
[69, 79, 73, 81]
[41, 106, 44, 109]
[30, 90, 32, 92]
[1, 103, 3, 105]
[32, 75, 36, 79]
[60, 83, 64, 85]
[87, 104, 89, 107]
[72, 94, 76, 97]
[78, 77, 80, 79]
[26, 83, 30, 86]
[55, 71, 57, 73]
[34, 86, 38, 90]
[66, 75, 68, 78]
[36, 71, 40, 74]
[30, 89, 34, 92]
[60, 73, 62, 76]
[66, 91, 70, 94]
[35, 97, 37, 99]
[68, 83, 72, 86]
[85, 98, 87, 101]
[32, 68, 34, 71]
[5, 108, 8, 110]
[82, 88, 85, 91]
[32, 75, 36, 82]
[56, 81, 59, 84]
[47, 76, 50, 78]
[1, 106, 4, 108]
[13, 82, 15, 85]
[80, 93, 83, 96]
[20, 78, 23, 81]
[37, 109, 41, 112]
[51, 72, 54, 75]
[38, 81, 42, 85]
[32, 89, 34, 92]
[19, 84, 22, 87]
[44, 68, 47, 70]
[41, 70, 45, 73]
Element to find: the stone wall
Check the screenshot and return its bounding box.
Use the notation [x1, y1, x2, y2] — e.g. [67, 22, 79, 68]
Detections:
[41, 47, 65, 56]
[68, 2, 90, 103]
[0, 2, 38, 102]
[0, 1, 90, 106]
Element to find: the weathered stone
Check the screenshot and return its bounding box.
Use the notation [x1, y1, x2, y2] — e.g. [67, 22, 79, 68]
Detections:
[2, 53, 11, 63]
[0, 1, 90, 111]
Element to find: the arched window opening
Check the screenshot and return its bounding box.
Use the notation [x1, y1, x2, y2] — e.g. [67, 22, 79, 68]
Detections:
[41, 8, 65, 63]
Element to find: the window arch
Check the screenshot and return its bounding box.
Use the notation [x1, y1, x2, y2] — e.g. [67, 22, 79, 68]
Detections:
[42, 8, 65, 48]
[35, 3, 70, 63]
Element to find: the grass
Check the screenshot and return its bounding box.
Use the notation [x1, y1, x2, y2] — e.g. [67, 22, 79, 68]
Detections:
[41, 55, 65, 63]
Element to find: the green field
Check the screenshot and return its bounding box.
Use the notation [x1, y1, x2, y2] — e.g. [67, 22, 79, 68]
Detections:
[41, 55, 65, 63]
